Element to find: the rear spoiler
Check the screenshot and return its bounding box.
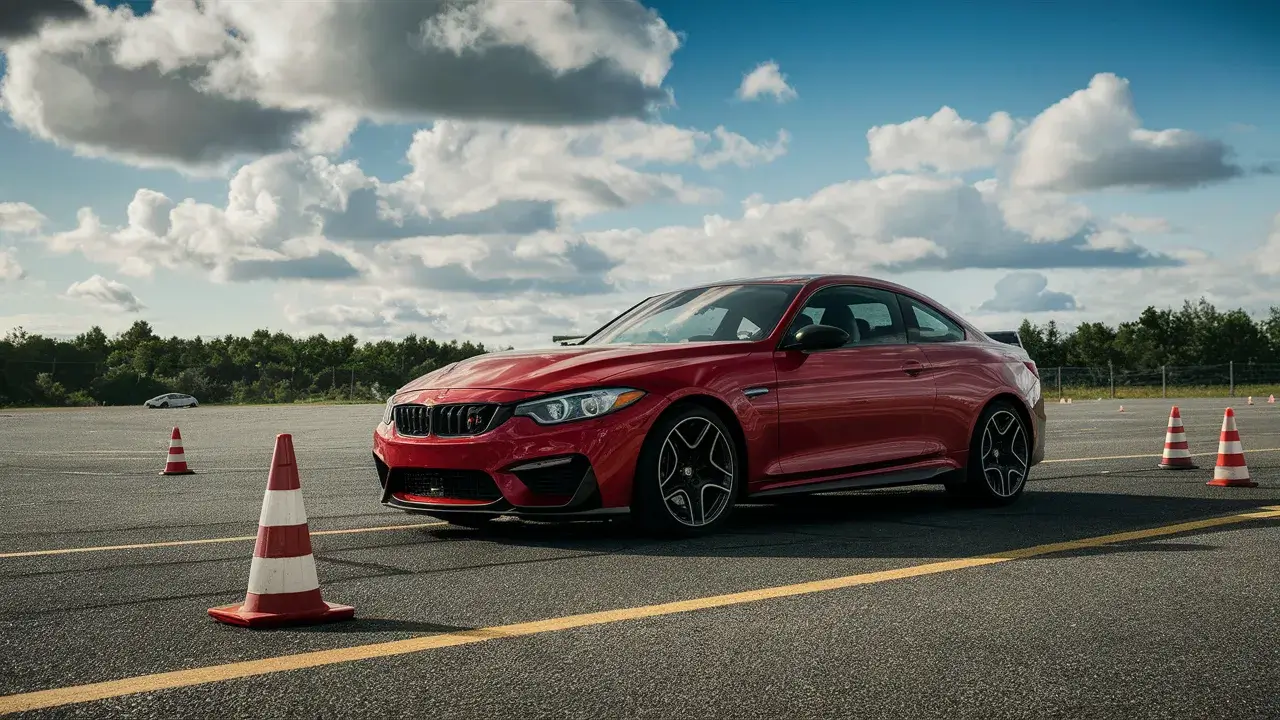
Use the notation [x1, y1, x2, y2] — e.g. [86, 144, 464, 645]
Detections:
[984, 330, 1022, 348]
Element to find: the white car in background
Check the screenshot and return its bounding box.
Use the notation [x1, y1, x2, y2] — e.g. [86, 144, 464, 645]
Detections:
[144, 393, 199, 409]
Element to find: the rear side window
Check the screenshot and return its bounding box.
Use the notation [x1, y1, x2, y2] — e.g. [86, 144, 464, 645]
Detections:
[899, 295, 966, 343]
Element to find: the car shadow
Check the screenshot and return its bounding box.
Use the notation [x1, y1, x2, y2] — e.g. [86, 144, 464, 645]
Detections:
[407, 486, 1279, 562]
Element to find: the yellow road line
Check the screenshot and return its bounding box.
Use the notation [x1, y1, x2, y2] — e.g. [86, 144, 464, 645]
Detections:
[1043, 447, 1280, 464]
[0, 522, 448, 559]
[2, 505, 1278, 715]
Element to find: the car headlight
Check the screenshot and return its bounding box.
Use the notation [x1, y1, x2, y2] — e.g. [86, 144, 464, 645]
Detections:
[514, 388, 646, 426]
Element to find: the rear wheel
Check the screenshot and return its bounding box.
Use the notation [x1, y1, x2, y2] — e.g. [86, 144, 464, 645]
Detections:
[632, 405, 740, 537]
[954, 400, 1031, 504]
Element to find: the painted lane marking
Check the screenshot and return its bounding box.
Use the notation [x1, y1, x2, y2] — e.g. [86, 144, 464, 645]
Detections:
[0, 522, 448, 559]
[2, 506, 1277, 715]
[1042, 447, 1280, 464]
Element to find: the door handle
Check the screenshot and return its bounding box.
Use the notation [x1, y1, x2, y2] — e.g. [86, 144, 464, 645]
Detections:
[902, 360, 924, 376]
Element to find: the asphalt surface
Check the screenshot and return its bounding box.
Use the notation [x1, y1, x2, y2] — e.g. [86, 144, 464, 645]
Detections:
[1, 397, 1278, 718]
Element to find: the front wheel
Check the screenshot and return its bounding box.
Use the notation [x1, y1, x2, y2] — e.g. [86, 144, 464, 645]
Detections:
[632, 405, 740, 537]
[955, 400, 1031, 505]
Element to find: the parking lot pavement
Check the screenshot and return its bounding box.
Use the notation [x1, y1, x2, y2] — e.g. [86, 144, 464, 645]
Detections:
[2, 399, 1279, 718]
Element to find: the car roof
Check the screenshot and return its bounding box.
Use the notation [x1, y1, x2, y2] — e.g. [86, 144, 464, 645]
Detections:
[672, 273, 924, 297]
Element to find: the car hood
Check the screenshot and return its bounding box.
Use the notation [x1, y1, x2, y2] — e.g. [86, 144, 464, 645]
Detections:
[397, 343, 745, 394]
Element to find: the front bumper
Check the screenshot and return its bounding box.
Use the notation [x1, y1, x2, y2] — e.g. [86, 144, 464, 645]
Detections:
[372, 389, 667, 517]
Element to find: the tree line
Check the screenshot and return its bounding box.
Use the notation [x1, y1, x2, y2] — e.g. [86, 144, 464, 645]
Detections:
[2, 297, 1279, 407]
[0, 321, 493, 407]
[1017, 299, 1280, 370]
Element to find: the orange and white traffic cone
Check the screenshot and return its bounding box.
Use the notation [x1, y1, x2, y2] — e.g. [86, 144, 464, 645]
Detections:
[1207, 408, 1257, 488]
[1157, 406, 1196, 470]
[158, 427, 195, 476]
[208, 433, 355, 627]
[1269, 394, 1276, 404]
[1247, 396, 1254, 406]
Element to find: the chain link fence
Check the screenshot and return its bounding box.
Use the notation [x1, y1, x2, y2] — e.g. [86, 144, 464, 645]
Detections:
[1046, 362, 1280, 399]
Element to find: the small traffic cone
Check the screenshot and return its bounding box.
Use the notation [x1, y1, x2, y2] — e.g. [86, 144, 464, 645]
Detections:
[1118, 405, 1125, 413]
[1247, 396, 1254, 405]
[159, 427, 195, 475]
[208, 433, 355, 627]
[1207, 408, 1257, 488]
[1157, 406, 1196, 470]
[1269, 394, 1275, 404]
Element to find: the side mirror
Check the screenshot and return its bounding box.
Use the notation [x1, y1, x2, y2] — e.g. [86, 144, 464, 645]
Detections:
[784, 324, 849, 352]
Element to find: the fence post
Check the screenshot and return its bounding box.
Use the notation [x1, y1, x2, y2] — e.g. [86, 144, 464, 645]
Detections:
[1109, 361, 1114, 399]
[1229, 361, 1234, 397]
[1162, 365, 1166, 399]
[1056, 367, 1062, 399]
[350, 369, 355, 400]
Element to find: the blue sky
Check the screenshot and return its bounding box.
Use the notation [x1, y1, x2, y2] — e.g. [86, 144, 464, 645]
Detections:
[1, 0, 1277, 346]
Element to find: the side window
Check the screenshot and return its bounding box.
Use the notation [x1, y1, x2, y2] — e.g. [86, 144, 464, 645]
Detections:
[784, 285, 907, 347]
[899, 295, 966, 343]
[847, 292, 907, 345]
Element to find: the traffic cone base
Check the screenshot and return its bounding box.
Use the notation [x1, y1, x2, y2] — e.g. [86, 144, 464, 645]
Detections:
[209, 433, 355, 628]
[208, 598, 354, 628]
[159, 427, 195, 475]
[1208, 408, 1257, 488]
[1158, 406, 1197, 470]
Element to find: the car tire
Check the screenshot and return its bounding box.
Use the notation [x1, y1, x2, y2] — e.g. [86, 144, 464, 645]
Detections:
[632, 405, 740, 537]
[957, 399, 1031, 505]
[160, 401, 169, 408]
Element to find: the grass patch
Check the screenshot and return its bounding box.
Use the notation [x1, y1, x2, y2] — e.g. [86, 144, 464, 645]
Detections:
[1052, 384, 1279, 400]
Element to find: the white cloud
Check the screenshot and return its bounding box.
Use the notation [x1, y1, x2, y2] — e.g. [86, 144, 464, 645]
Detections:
[978, 271, 1078, 313]
[0, 248, 26, 281]
[1257, 213, 1280, 277]
[736, 60, 796, 103]
[0, 202, 47, 233]
[1010, 73, 1243, 192]
[976, 181, 1092, 243]
[44, 153, 370, 279]
[585, 174, 1172, 297]
[867, 107, 1016, 174]
[0, 1, 311, 172]
[865, 73, 1244, 194]
[279, 283, 626, 349]
[388, 119, 784, 221]
[1, 0, 682, 170]
[65, 274, 145, 312]
[1110, 214, 1173, 235]
[41, 115, 789, 282]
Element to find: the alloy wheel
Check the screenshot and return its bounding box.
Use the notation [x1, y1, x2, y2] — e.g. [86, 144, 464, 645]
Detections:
[980, 409, 1029, 497]
[657, 416, 735, 527]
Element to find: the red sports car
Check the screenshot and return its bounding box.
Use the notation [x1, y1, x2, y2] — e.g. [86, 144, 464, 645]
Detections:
[372, 274, 1046, 535]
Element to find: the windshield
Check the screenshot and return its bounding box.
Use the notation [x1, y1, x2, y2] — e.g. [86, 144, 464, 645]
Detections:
[583, 283, 803, 345]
